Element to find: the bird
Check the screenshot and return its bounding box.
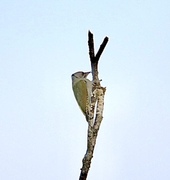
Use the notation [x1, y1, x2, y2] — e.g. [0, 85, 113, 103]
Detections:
[71, 71, 92, 116]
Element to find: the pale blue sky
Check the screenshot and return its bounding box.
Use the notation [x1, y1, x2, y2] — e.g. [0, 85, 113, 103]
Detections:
[0, 1, 170, 180]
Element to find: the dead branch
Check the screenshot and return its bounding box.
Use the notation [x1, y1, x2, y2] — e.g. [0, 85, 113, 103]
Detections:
[79, 31, 108, 180]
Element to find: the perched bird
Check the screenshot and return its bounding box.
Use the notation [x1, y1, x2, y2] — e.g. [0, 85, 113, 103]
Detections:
[71, 71, 92, 116]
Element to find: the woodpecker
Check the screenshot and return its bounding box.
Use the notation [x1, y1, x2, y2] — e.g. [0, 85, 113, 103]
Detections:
[71, 71, 92, 116]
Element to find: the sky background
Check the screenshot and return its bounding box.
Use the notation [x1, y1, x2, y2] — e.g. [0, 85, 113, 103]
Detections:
[0, 1, 170, 180]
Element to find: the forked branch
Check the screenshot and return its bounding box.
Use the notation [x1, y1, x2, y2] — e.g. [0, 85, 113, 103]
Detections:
[79, 31, 109, 180]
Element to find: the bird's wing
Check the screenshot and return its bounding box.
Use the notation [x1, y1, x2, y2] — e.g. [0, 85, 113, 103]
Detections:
[73, 80, 88, 115]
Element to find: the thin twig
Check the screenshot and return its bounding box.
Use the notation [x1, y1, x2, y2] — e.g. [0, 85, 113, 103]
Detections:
[88, 31, 95, 62]
[95, 37, 109, 62]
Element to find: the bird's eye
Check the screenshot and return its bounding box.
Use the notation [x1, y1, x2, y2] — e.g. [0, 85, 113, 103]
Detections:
[72, 74, 78, 78]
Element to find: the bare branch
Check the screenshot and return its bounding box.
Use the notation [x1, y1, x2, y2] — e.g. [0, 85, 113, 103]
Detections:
[95, 37, 109, 62]
[88, 31, 95, 62]
[79, 31, 108, 180]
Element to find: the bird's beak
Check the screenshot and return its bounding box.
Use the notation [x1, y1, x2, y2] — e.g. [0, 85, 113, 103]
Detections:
[84, 72, 91, 78]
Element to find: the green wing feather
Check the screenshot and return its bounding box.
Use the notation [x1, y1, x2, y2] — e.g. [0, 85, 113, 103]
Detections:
[73, 80, 88, 115]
